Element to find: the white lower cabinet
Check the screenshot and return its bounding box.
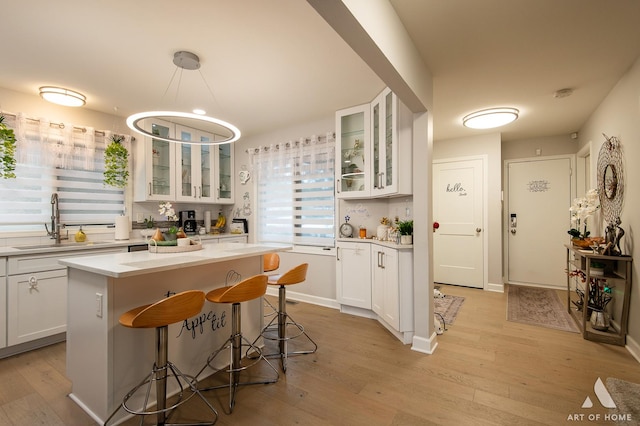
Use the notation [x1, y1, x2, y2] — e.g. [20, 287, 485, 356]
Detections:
[338, 241, 414, 343]
[3, 248, 125, 353]
[372, 246, 400, 328]
[336, 242, 372, 309]
[8, 269, 67, 345]
[372, 246, 413, 342]
[0, 258, 6, 349]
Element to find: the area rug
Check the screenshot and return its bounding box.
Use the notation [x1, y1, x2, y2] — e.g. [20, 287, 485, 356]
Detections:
[507, 285, 579, 333]
[434, 295, 465, 326]
[605, 377, 640, 424]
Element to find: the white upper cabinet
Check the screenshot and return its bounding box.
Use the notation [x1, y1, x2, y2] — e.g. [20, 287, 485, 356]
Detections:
[133, 119, 177, 201]
[335, 88, 412, 199]
[335, 103, 371, 198]
[371, 88, 412, 197]
[134, 119, 234, 204]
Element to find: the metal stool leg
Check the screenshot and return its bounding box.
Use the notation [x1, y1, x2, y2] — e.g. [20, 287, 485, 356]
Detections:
[104, 325, 218, 426]
[197, 302, 279, 413]
[253, 285, 318, 372]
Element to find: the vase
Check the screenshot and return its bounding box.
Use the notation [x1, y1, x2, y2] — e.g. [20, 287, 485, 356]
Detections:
[400, 235, 413, 245]
[590, 310, 610, 331]
[377, 224, 389, 241]
[163, 232, 178, 241]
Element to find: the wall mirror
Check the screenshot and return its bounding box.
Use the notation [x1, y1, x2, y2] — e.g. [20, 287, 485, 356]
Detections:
[603, 163, 618, 199]
[597, 134, 624, 224]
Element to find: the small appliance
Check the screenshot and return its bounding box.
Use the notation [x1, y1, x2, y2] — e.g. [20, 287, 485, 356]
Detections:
[179, 210, 197, 234]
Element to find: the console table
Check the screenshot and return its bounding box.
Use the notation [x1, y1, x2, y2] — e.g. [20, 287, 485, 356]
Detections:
[565, 244, 632, 345]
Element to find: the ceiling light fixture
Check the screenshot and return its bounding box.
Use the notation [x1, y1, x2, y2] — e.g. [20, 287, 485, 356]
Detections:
[126, 51, 241, 145]
[462, 107, 519, 129]
[39, 86, 86, 107]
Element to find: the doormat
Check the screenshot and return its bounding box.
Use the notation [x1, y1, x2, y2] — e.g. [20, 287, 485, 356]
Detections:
[605, 377, 640, 424]
[507, 285, 579, 333]
[434, 295, 465, 326]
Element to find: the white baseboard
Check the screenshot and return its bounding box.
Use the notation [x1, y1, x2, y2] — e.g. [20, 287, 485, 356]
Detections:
[485, 281, 504, 292]
[265, 287, 340, 310]
[411, 333, 438, 354]
[626, 335, 640, 364]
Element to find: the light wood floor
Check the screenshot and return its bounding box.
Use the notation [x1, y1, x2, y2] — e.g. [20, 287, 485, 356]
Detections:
[1, 285, 640, 425]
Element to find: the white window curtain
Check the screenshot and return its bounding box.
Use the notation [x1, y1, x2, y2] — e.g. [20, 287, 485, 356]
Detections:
[250, 133, 335, 247]
[0, 112, 129, 231]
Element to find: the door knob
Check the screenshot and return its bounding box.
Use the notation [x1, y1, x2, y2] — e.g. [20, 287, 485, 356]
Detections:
[511, 228, 517, 234]
[476, 228, 482, 233]
[433, 222, 440, 233]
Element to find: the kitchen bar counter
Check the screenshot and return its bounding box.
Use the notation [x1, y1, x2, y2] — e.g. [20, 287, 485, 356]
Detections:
[62, 242, 290, 425]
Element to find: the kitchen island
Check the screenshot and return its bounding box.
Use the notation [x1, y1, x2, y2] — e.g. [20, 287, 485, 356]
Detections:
[59, 242, 290, 425]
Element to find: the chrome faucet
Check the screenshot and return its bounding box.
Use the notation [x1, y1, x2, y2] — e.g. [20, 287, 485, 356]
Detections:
[45, 192, 65, 244]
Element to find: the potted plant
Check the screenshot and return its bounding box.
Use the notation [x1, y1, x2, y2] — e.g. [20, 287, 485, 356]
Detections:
[397, 219, 413, 244]
[568, 189, 600, 247]
[103, 134, 129, 188]
[0, 115, 17, 179]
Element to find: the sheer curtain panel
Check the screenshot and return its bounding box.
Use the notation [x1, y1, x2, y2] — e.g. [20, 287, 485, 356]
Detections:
[0, 112, 129, 231]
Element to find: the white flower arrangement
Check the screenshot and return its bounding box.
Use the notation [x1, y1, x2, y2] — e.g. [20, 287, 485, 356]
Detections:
[568, 189, 600, 239]
[158, 201, 178, 233]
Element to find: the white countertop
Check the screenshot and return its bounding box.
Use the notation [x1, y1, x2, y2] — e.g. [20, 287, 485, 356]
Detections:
[336, 237, 413, 250]
[59, 242, 292, 278]
[0, 233, 245, 256]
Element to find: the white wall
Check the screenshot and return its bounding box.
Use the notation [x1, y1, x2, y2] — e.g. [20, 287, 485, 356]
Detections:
[433, 133, 503, 289]
[502, 134, 578, 160]
[578, 56, 640, 359]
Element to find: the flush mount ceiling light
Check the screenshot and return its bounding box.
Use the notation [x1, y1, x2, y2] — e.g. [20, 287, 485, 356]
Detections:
[39, 86, 86, 107]
[126, 51, 241, 145]
[462, 107, 519, 130]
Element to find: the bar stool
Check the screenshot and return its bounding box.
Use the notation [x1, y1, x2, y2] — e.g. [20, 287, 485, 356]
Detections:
[262, 253, 280, 316]
[104, 290, 218, 426]
[254, 263, 317, 372]
[195, 275, 279, 412]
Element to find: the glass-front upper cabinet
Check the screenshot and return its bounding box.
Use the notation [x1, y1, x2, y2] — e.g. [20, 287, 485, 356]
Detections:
[133, 118, 176, 201]
[370, 88, 412, 197]
[335, 103, 371, 198]
[215, 141, 234, 203]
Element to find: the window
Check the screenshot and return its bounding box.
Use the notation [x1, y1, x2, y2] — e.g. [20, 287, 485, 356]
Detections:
[0, 113, 127, 232]
[252, 135, 335, 247]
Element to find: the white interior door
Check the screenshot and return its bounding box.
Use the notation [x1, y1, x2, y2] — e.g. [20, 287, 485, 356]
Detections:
[506, 157, 573, 288]
[433, 158, 485, 288]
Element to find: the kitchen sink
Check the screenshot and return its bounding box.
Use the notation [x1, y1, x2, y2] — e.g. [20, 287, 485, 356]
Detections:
[14, 241, 111, 250]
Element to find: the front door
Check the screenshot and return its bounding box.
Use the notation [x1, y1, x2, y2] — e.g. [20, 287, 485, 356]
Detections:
[433, 158, 485, 288]
[506, 156, 573, 288]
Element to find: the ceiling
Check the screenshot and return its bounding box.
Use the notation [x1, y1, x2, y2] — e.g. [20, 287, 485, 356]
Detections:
[2, 0, 640, 143]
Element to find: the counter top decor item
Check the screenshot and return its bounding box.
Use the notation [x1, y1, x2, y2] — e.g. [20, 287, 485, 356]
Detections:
[103, 134, 129, 188]
[397, 219, 414, 245]
[0, 114, 17, 179]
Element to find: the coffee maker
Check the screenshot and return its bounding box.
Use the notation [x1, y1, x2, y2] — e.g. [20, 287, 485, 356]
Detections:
[179, 210, 197, 234]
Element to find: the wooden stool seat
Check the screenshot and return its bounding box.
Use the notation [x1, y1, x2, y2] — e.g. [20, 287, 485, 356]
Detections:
[196, 275, 278, 413]
[263, 253, 280, 273]
[120, 290, 205, 328]
[252, 263, 317, 372]
[104, 290, 218, 426]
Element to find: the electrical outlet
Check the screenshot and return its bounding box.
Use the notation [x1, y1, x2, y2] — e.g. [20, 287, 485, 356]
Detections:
[96, 293, 103, 318]
[136, 213, 144, 223]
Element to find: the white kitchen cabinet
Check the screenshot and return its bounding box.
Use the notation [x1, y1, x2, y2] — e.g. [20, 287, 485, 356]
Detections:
[336, 88, 412, 199]
[372, 245, 413, 342]
[134, 119, 234, 204]
[336, 241, 371, 309]
[3, 248, 125, 352]
[336, 103, 371, 198]
[175, 126, 234, 204]
[133, 118, 177, 201]
[8, 269, 67, 346]
[370, 88, 412, 197]
[0, 258, 6, 349]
